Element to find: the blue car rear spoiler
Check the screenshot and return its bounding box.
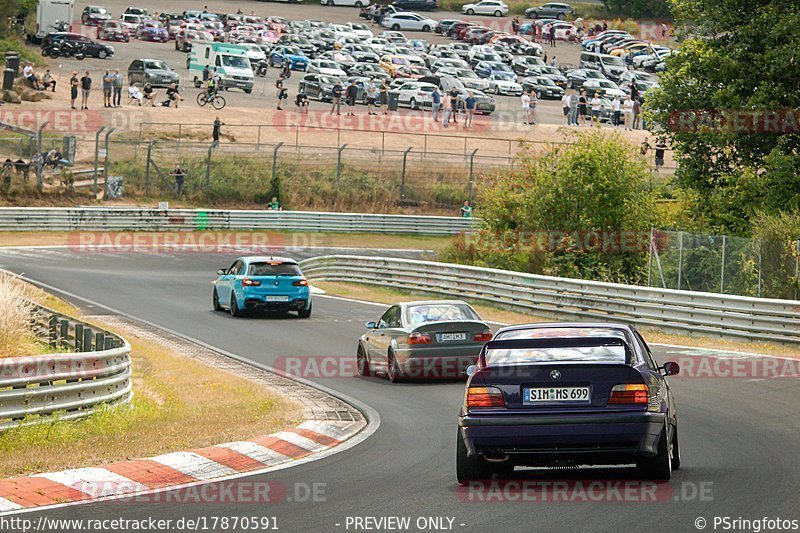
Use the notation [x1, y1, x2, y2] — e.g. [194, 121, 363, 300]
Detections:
[482, 337, 632, 364]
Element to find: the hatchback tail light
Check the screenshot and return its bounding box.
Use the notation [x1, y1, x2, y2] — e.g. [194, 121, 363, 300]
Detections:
[242, 278, 261, 286]
[292, 279, 309, 286]
[608, 383, 648, 404]
[466, 386, 506, 408]
[473, 329, 493, 342]
[407, 332, 432, 345]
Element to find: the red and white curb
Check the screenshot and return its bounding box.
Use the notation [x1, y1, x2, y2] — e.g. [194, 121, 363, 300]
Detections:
[0, 420, 362, 513]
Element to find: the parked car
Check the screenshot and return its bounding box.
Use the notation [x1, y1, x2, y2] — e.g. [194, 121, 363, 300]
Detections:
[511, 55, 546, 75]
[536, 64, 568, 88]
[566, 67, 607, 88]
[127, 58, 179, 87]
[270, 46, 310, 70]
[349, 62, 391, 81]
[306, 59, 348, 78]
[456, 322, 681, 483]
[175, 29, 211, 52]
[97, 20, 129, 42]
[345, 21, 374, 39]
[123, 6, 149, 17]
[43, 32, 114, 59]
[521, 75, 565, 98]
[120, 13, 144, 33]
[81, 5, 111, 25]
[452, 67, 491, 91]
[213, 257, 312, 318]
[357, 300, 492, 382]
[582, 78, 626, 98]
[321, 0, 371, 6]
[435, 19, 460, 34]
[381, 12, 437, 32]
[299, 73, 344, 101]
[461, 0, 509, 16]
[135, 20, 169, 42]
[474, 61, 518, 83]
[390, 0, 438, 11]
[525, 2, 574, 19]
[344, 44, 380, 63]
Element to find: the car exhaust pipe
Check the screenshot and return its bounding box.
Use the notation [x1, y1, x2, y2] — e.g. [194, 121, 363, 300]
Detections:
[482, 449, 509, 463]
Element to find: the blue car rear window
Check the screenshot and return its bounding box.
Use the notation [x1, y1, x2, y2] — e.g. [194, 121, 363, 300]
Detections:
[485, 345, 627, 366]
[248, 262, 302, 276]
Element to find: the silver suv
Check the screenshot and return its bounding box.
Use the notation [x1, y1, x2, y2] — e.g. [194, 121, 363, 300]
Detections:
[525, 2, 574, 19]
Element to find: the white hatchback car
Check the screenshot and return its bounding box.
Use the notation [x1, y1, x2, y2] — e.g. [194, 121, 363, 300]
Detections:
[461, 0, 509, 16]
[394, 81, 438, 109]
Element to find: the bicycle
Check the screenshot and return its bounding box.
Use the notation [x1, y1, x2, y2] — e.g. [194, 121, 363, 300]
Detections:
[197, 91, 226, 110]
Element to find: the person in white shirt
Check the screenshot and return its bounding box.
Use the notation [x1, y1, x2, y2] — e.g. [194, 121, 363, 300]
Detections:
[623, 95, 634, 130]
[561, 92, 571, 125]
[590, 93, 602, 125]
[128, 84, 144, 105]
[521, 91, 533, 124]
[611, 95, 621, 126]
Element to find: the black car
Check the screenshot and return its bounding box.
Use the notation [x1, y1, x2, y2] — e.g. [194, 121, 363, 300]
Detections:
[391, 0, 438, 12]
[277, 35, 318, 58]
[511, 55, 545, 75]
[521, 75, 565, 99]
[43, 33, 114, 59]
[343, 45, 380, 64]
[349, 63, 391, 82]
[298, 73, 343, 102]
[566, 67, 607, 89]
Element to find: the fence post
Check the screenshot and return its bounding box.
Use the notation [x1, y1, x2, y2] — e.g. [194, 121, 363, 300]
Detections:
[757, 238, 763, 297]
[75, 323, 84, 352]
[95, 332, 104, 352]
[92, 126, 105, 197]
[83, 328, 93, 352]
[336, 144, 348, 193]
[677, 231, 684, 290]
[647, 227, 654, 287]
[36, 121, 48, 155]
[60, 319, 69, 349]
[206, 140, 219, 195]
[257, 125, 262, 150]
[400, 147, 412, 201]
[720, 234, 727, 293]
[272, 142, 284, 184]
[49, 315, 57, 348]
[295, 125, 299, 149]
[145, 141, 156, 193]
[36, 122, 49, 193]
[102, 128, 116, 199]
[468, 149, 478, 204]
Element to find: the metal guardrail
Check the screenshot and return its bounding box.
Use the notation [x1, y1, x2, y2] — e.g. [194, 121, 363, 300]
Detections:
[0, 207, 475, 236]
[300, 255, 800, 345]
[0, 304, 132, 431]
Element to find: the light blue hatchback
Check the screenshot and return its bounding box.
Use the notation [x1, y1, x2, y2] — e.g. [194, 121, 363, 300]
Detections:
[213, 256, 312, 318]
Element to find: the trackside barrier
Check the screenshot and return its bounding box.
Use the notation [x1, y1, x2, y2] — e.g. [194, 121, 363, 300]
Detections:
[0, 207, 475, 236]
[299, 255, 800, 345]
[0, 303, 132, 431]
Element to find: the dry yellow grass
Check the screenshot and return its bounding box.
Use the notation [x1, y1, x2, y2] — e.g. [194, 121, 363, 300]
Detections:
[0, 274, 38, 358]
[315, 281, 797, 359]
[0, 282, 303, 478]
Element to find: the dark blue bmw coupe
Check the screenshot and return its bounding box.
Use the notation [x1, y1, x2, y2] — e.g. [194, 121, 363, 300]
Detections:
[456, 323, 681, 484]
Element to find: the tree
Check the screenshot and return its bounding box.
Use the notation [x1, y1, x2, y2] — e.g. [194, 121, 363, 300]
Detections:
[646, 0, 800, 235]
[440, 131, 660, 284]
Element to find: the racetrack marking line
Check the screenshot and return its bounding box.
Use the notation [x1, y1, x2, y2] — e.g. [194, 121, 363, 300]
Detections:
[270, 431, 330, 453]
[215, 441, 293, 466]
[297, 420, 356, 441]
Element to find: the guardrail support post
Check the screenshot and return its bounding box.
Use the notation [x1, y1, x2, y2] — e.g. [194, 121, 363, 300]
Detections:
[336, 144, 348, 193]
[60, 319, 69, 349]
[83, 328, 93, 352]
[145, 141, 156, 193]
[48, 315, 57, 348]
[102, 128, 117, 199]
[92, 126, 106, 197]
[272, 142, 283, 185]
[757, 238, 763, 297]
[647, 227, 654, 287]
[206, 140, 219, 196]
[75, 323, 84, 352]
[400, 147, 412, 202]
[105, 337, 113, 350]
[468, 149, 478, 204]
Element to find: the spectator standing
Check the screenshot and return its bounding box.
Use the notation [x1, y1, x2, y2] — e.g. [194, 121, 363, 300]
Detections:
[460, 200, 472, 217]
[441, 91, 452, 127]
[112, 69, 123, 107]
[449, 88, 460, 124]
[366, 78, 378, 115]
[431, 86, 440, 121]
[69, 71, 78, 109]
[549, 25, 556, 47]
[380, 79, 390, 114]
[330, 80, 343, 115]
[521, 91, 532, 124]
[281, 61, 291, 80]
[632, 96, 641, 129]
[202, 64, 210, 85]
[511, 17, 520, 35]
[42, 70, 56, 92]
[102, 69, 114, 108]
[569, 90, 579, 125]
[212, 117, 224, 142]
[173, 165, 185, 197]
[464, 92, 476, 128]
[630, 82, 639, 102]
[654, 139, 666, 172]
[80, 71, 92, 110]
[561, 91, 571, 125]
[611, 95, 621, 126]
[345, 79, 358, 116]
[275, 77, 288, 110]
[578, 90, 588, 125]
[623, 94, 634, 130]
[590, 92, 602, 125]
[1, 159, 12, 193]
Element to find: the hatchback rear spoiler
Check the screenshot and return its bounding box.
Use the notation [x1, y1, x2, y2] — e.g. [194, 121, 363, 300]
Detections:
[482, 337, 632, 364]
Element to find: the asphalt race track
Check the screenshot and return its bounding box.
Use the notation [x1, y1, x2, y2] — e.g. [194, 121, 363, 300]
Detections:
[1, 247, 799, 532]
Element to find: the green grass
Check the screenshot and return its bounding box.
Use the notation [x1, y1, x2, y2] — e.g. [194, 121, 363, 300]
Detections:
[0, 38, 42, 66]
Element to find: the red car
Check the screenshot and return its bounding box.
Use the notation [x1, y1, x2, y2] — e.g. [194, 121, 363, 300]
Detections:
[465, 27, 493, 44]
[97, 20, 130, 42]
[449, 21, 476, 39]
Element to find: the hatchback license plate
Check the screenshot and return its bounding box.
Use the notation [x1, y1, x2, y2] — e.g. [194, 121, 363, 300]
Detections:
[437, 332, 467, 342]
[524, 387, 591, 403]
[265, 295, 289, 302]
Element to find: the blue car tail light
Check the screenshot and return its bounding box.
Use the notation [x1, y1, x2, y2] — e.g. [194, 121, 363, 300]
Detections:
[466, 386, 505, 409]
[608, 383, 648, 405]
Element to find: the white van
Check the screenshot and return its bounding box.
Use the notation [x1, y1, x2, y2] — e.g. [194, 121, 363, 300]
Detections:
[580, 52, 627, 82]
[188, 41, 254, 93]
